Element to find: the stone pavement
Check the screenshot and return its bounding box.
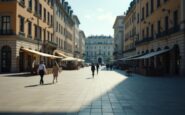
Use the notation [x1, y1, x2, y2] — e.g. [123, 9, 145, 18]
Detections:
[0, 67, 185, 115]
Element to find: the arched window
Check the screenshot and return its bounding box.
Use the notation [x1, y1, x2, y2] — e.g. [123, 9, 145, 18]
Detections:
[1, 46, 11, 72]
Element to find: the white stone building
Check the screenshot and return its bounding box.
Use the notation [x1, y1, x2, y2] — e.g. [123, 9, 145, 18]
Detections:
[85, 35, 114, 64]
[113, 16, 125, 59]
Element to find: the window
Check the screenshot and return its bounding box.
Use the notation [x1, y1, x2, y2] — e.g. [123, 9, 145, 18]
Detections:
[47, 31, 50, 41]
[157, 0, 160, 8]
[173, 10, 178, 26]
[34, 0, 38, 14]
[157, 20, 161, 33]
[1, 16, 11, 34]
[165, 16, 169, 31]
[142, 7, 145, 20]
[44, 8, 46, 21]
[19, 16, 24, 33]
[151, 24, 154, 38]
[142, 29, 145, 38]
[146, 27, 149, 37]
[146, 3, 149, 17]
[150, 0, 154, 13]
[28, 0, 32, 10]
[39, 3, 42, 18]
[137, 13, 139, 23]
[47, 12, 50, 24]
[28, 21, 32, 37]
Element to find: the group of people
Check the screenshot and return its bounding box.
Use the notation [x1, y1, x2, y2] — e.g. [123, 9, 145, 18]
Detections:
[37, 61, 61, 85]
[91, 63, 100, 78]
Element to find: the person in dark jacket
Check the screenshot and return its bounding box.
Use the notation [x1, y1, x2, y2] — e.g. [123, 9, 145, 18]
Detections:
[91, 63, 95, 78]
[96, 63, 99, 74]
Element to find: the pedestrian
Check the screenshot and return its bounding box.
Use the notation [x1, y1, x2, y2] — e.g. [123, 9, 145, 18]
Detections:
[96, 63, 99, 74]
[91, 63, 95, 78]
[37, 61, 47, 85]
[52, 62, 60, 84]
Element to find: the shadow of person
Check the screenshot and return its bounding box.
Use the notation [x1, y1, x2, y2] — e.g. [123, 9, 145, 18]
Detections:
[25, 83, 54, 88]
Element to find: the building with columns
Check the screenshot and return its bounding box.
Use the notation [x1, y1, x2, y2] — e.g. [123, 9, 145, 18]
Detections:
[123, 0, 185, 76]
[85, 35, 114, 64]
[113, 15, 125, 60]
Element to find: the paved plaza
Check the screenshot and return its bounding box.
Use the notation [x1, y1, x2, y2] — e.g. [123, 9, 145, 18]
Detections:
[0, 66, 185, 115]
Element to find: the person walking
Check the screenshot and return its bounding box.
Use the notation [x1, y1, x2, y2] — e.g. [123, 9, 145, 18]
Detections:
[37, 61, 47, 85]
[91, 63, 95, 78]
[52, 62, 60, 84]
[96, 63, 99, 74]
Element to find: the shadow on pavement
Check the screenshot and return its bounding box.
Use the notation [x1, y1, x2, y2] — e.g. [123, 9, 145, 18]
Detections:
[0, 73, 37, 77]
[25, 83, 54, 88]
[1, 67, 185, 115]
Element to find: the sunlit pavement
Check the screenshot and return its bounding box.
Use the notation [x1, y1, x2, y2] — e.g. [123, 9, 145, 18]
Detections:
[0, 67, 185, 115]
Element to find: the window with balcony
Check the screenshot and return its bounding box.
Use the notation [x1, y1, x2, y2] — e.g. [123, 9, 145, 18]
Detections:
[0, 16, 11, 35]
[151, 24, 154, 38]
[34, 0, 38, 14]
[146, 27, 149, 37]
[47, 12, 50, 25]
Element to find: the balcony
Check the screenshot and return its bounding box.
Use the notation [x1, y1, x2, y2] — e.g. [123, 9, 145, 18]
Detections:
[156, 25, 180, 39]
[45, 40, 57, 48]
[135, 37, 154, 46]
[0, 30, 15, 35]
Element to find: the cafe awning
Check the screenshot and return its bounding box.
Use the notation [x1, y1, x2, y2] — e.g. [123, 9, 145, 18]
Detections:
[21, 48, 62, 59]
[62, 57, 77, 61]
[119, 54, 142, 61]
[54, 50, 69, 58]
[133, 48, 171, 60]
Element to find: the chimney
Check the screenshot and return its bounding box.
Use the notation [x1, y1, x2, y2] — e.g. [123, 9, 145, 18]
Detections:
[62, 0, 65, 5]
[68, 6, 71, 14]
[70, 10, 73, 16]
[64, 2, 68, 11]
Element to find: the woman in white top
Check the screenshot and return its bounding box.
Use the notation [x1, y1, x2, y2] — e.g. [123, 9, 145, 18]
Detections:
[37, 61, 47, 85]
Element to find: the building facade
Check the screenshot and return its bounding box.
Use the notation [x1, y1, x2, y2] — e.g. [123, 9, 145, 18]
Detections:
[0, 0, 80, 73]
[85, 35, 114, 64]
[53, 0, 74, 58]
[79, 30, 86, 59]
[123, 0, 185, 76]
[73, 15, 81, 58]
[113, 15, 124, 60]
[123, 0, 137, 58]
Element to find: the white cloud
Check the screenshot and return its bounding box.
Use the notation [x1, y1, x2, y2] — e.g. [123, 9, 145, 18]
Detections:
[96, 8, 104, 13]
[96, 12, 115, 23]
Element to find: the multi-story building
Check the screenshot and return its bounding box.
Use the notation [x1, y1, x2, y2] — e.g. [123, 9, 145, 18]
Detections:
[0, 0, 55, 73]
[73, 15, 80, 58]
[85, 35, 114, 64]
[0, 0, 79, 73]
[124, 0, 185, 76]
[79, 30, 86, 59]
[123, 0, 137, 59]
[113, 15, 124, 60]
[53, 0, 74, 58]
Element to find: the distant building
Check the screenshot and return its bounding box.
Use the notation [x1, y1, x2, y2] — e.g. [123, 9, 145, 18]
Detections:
[113, 15, 125, 60]
[85, 35, 114, 64]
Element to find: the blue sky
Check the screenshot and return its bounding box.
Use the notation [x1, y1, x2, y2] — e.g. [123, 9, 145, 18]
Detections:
[67, 0, 131, 37]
